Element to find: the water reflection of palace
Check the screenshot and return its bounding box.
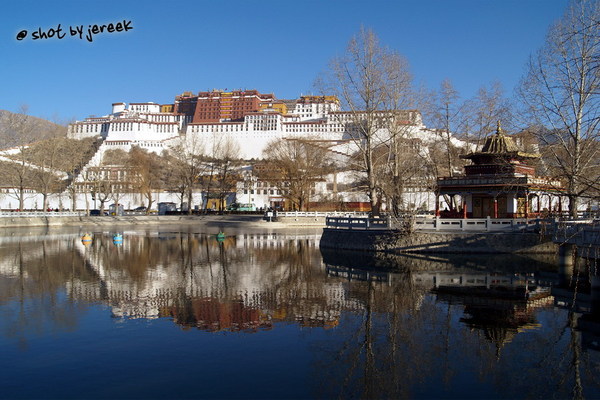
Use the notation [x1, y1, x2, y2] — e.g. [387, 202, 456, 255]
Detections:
[3, 230, 598, 348]
[3, 230, 600, 399]
[64, 232, 356, 330]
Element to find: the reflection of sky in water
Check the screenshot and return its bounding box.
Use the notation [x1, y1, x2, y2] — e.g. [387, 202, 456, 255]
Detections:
[0, 228, 598, 399]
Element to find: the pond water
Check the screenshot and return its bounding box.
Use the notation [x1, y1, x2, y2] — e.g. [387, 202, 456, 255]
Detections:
[1, 225, 599, 399]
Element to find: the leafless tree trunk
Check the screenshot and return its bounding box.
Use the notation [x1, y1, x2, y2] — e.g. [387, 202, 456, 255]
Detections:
[463, 81, 513, 149]
[0, 106, 39, 210]
[518, 0, 600, 217]
[316, 27, 415, 216]
[127, 146, 163, 213]
[27, 129, 68, 210]
[262, 138, 333, 211]
[431, 79, 462, 178]
[214, 137, 240, 212]
[166, 134, 207, 214]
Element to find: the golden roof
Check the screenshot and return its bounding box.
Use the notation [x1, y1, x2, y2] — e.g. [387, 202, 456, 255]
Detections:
[462, 122, 540, 159]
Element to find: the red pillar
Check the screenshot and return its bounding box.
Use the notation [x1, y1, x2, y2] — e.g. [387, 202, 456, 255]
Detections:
[524, 193, 529, 219]
[493, 198, 498, 219]
[435, 193, 440, 216]
[462, 195, 467, 219]
[558, 196, 562, 216]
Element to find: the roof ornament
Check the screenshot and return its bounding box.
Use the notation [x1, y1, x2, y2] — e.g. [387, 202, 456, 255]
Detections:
[496, 120, 503, 135]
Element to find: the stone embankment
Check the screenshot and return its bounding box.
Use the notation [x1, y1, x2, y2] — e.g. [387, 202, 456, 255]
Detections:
[275, 216, 326, 226]
[319, 228, 556, 254]
[320, 247, 557, 272]
[0, 214, 330, 229]
[0, 215, 269, 228]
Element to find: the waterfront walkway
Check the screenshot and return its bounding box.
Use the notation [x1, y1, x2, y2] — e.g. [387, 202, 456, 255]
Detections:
[322, 215, 600, 255]
[325, 215, 555, 233]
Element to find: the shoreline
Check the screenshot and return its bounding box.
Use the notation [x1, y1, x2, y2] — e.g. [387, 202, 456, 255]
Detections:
[319, 228, 557, 254]
[0, 214, 327, 229]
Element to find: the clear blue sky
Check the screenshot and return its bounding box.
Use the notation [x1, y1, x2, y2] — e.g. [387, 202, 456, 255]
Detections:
[1, 0, 568, 123]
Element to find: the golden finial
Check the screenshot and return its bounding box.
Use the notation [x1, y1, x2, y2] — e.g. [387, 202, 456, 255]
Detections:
[496, 120, 503, 135]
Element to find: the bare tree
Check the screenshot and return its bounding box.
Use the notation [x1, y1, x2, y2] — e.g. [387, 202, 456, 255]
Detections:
[213, 137, 241, 212]
[81, 149, 133, 212]
[378, 137, 434, 215]
[317, 27, 416, 215]
[127, 147, 164, 213]
[261, 138, 334, 211]
[91, 179, 112, 214]
[430, 79, 463, 177]
[200, 135, 220, 213]
[0, 106, 41, 210]
[518, 0, 600, 217]
[463, 81, 514, 148]
[24, 128, 70, 210]
[165, 135, 207, 213]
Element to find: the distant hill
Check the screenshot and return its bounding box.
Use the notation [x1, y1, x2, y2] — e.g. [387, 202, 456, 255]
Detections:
[0, 110, 67, 150]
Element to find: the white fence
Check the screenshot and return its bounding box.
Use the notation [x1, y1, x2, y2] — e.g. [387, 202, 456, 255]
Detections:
[0, 210, 150, 218]
[278, 211, 368, 218]
[414, 216, 548, 232]
[324, 216, 392, 230]
[0, 211, 83, 218]
[325, 216, 557, 232]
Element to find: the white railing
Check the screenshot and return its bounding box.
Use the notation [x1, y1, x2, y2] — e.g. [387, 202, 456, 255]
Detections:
[326, 216, 557, 232]
[325, 216, 392, 230]
[278, 211, 368, 218]
[0, 211, 84, 218]
[414, 216, 547, 232]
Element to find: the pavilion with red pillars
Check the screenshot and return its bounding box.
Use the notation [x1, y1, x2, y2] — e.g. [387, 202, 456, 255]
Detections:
[436, 123, 564, 219]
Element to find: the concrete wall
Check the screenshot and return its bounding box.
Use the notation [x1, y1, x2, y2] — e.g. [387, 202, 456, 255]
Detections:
[0, 214, 273, 228]
[320, 228, 556, 254]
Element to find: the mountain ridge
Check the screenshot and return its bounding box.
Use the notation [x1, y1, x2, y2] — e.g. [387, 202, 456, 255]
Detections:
[0, 109, 67, 150]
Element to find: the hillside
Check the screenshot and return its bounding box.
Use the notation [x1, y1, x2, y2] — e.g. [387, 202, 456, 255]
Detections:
[0, 110, 67, 150]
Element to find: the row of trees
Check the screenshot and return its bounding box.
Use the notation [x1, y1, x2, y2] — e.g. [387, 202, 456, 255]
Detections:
[312, 0, 600, 217]
[80, 135, 242, 214]
[0, 110, 346, 214]
[0, 109, 100, 211]
[0, 126, 244, 213]
[1, 0, 598, 217]
[313, 27, 514, 216]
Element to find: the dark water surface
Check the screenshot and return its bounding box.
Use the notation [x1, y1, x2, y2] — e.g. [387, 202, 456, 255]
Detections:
[1, 225, 599, 399]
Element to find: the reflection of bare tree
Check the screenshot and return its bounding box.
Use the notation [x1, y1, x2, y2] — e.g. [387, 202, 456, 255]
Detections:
[0, 238, 93, 348]
[312, 262, 431, 399]
[4, 231, 600, 398]
[314, 249, 600, 399]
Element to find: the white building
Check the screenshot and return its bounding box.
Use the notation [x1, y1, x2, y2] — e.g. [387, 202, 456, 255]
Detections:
[68, 102, 183, 154]
[67, 95, 431, 160]
[60, 94, 439, 212]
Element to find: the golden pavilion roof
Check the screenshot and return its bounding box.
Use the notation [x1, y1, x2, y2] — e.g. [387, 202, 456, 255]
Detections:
[462, 122, 540, 160]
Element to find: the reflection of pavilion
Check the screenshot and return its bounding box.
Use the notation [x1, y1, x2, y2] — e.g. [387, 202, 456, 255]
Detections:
[437, 123, 563, 218]
[326, 263, 554, 293]
[435, 284, 553, 356]
[323, 249, 555, 355]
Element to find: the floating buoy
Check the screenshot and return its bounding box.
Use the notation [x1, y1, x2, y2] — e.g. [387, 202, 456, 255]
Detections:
[81, 233, 92, 245]
[113, 233, 123, 246]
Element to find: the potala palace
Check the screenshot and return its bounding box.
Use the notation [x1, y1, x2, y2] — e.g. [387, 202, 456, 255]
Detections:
[1, 89, 446, 211]
[67, 89, 429, 159]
